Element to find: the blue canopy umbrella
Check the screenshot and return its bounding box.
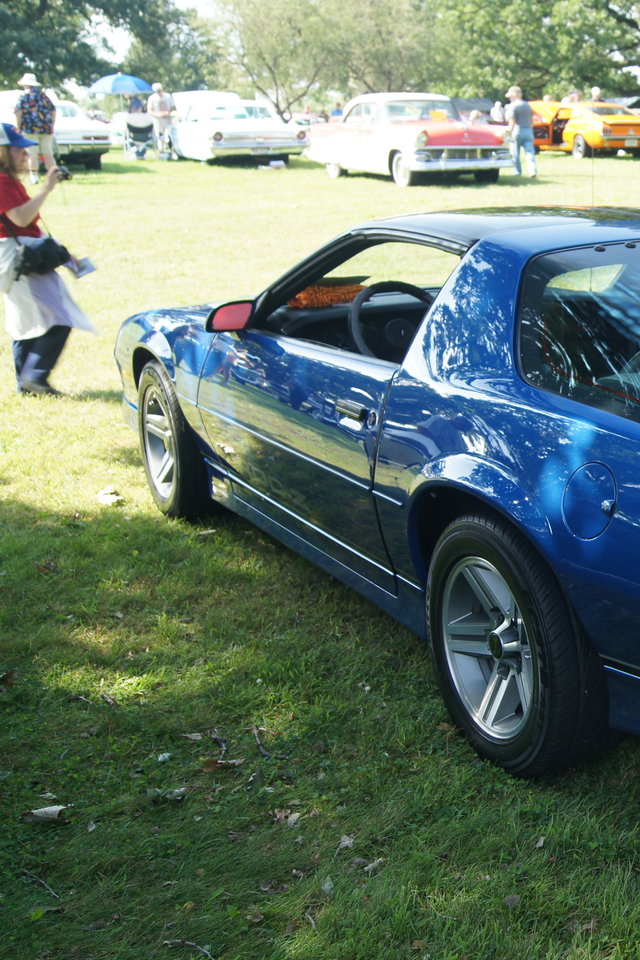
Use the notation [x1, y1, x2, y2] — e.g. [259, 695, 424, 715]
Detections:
[88, 73, 152, 95]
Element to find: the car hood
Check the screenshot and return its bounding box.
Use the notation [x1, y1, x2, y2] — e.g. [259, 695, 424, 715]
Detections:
[402, 120, 504, 146]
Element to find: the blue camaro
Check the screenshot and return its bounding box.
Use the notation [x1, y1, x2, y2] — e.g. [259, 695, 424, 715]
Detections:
[115, 207, 640, 777]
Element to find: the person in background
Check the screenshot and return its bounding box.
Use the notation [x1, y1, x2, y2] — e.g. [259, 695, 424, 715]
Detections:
[504, 85, 537, 178]
[490, 100, 505, 123]
[590, 86, 604, 101]
[14, 72, 56, 185]
[0, 123, 94, 396]
[125, 93, 144, 113]
[146, 82, 175, 151]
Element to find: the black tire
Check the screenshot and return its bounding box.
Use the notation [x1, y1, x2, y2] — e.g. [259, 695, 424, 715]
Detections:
[137, 361, 212, 519]
[426, 512, 607, 777]
[474, 169, 500, 184]
[84, 155, 102, 170]
[572, 135, 593, 159]
[391, 152, 418, 186]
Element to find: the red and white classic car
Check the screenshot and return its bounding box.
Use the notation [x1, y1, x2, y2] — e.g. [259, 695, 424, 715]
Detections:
[307, 92, 512, 186]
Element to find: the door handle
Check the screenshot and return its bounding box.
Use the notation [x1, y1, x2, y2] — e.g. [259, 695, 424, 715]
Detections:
[336, 399, 376, 426]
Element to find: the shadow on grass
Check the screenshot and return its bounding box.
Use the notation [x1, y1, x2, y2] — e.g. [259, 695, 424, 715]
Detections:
[74, 388, 125, 404]
[4, 495, 640, 960]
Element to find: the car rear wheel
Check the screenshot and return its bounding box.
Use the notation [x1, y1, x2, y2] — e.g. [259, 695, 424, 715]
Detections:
[84, 155, 102, 170]
[426, 513, 607, 777]
[474, 169, 500, 184]
[572, 135, 593, 159]
[326, 162, 346, 178]
[138, 361, 212, 519]
[391, 152, 419, 186]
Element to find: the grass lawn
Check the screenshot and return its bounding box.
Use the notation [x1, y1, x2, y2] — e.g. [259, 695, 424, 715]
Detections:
[3, 150, 640, 960]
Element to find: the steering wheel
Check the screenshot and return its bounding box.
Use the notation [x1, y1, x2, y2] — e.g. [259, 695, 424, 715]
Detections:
[348, 281, 433, 360]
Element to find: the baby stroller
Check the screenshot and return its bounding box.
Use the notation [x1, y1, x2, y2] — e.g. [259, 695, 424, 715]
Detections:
[123, 114, 156, 159]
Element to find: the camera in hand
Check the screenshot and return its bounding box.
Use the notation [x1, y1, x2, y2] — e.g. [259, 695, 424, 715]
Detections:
[57, 165, 72, 181]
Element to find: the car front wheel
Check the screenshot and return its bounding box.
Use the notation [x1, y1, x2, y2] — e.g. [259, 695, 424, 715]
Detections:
[391, 152, 419, 186]
[138, 361, 212, 519]
[426, 513, 607, 777]
[326, 162, 346, 179]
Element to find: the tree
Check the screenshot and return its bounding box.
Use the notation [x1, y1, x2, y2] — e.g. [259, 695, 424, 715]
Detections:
[217, 0, 341, 117]
[0, 0, 186, 88]
[124, 10, 223, 92]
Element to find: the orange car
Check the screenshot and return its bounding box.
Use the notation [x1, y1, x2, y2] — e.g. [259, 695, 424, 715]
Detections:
[530, 99, 640, 158]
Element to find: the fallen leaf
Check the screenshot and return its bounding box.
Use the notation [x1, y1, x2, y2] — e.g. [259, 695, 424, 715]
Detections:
[321, 876, 335, 896]
[34, 561, 59, 575]
[245, 910, 264, 924]
[364, 858, 384, 874]
[157, 753, 172, 763]
[203, 757, 244, 771]
[337, 834, 355, 850]
[147, 787, 188, 803]
[101, 693, 118, 708]
[22, 805, 71, 824]
[183, 733, 204, 741]
[535, 836, 545, 849]
[96, 486, 124, 506]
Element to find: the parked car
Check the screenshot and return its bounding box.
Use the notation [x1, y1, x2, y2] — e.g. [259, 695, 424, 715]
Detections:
[167, 95, 308, 163]
[531, 99, 640, 157]
[0, 91, 110, 169]
[115, 206, 640, 778]
[306, 92, 513, 185]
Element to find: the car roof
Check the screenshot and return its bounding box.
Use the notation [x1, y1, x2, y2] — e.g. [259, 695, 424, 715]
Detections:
[352, 206, 640, 253]
[348, 92, 452, 104]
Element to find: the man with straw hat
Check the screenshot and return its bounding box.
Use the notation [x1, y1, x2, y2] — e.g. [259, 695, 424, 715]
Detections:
[14, 72, 57, 185]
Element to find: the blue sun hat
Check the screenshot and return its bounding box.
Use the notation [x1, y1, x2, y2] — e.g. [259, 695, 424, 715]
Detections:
[0, 123, 37, 148]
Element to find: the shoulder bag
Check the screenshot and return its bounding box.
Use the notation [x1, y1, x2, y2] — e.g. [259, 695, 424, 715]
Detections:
[0, 214, 70, 280]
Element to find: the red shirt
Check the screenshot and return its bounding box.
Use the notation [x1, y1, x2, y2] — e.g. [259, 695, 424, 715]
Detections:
[0, 173, 42, 238]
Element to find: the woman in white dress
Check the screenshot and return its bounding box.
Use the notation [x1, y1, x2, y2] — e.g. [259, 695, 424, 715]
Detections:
[0, 122, 93, 395]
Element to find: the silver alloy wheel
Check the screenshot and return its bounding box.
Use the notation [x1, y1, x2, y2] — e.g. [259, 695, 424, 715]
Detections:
[440, 555, 534, 739]
[142, 384, 175, 500]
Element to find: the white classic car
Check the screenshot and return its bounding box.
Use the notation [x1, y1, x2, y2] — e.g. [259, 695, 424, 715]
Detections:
[167, 94, 308, 163]
[307, 91, 512, 186]
[0, 91, 111, 169]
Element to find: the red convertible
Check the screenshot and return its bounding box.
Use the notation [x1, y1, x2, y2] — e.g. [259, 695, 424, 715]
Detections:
[307, 92, 512, 186]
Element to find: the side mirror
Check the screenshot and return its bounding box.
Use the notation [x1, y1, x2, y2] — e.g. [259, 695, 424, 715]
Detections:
[206, 300, 253, 332]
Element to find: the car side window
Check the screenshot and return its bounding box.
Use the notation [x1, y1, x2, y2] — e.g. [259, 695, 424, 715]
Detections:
[344, 104, 372, 124]
[520, 245, 640, 421]
[261, 240, 460, 362]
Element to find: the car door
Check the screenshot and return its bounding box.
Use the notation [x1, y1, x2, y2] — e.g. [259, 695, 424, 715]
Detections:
[196, 329, 397, 593]
[335, 101, 380, 172]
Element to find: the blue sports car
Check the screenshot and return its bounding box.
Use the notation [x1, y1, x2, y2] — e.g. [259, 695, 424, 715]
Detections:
[115, 207, 640, 777]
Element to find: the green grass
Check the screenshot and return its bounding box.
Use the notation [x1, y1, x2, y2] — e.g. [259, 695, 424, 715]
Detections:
[3, 151, 640, 960]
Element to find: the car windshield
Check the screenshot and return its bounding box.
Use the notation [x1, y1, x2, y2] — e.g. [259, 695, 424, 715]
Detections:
[382, 99, 460, 123]
[57, 103, 80, 118]
[190, 105, 251, 121]
[585, 105, 635, 116]
[520, 243, 640, 421]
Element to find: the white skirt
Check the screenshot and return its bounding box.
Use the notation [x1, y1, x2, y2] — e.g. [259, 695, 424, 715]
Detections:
[0, 236, 95, 340]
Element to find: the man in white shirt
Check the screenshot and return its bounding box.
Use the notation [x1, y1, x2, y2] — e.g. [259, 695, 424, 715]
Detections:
[147, 83, 175, 151]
